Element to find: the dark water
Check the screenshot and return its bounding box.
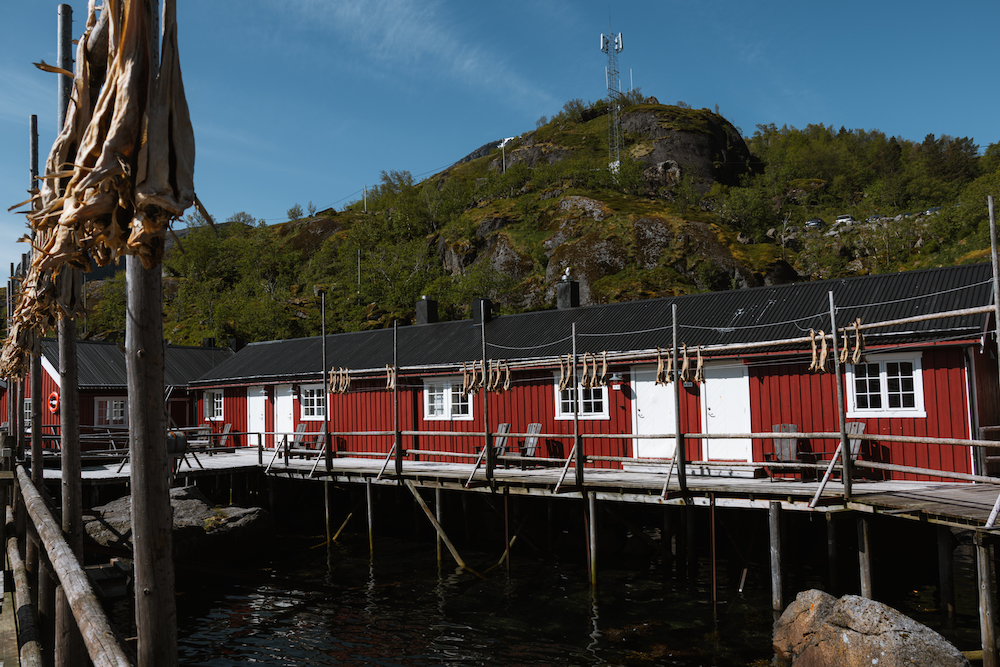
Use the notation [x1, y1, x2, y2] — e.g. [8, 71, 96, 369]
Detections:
[175, 534, 776, 666]
[171, 502, 983, 667]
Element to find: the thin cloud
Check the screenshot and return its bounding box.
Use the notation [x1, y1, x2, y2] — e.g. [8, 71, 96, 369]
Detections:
[273, 0, 554, 109]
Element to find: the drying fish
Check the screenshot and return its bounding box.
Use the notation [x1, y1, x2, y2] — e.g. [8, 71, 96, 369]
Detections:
[807, 330, 818, 371]
[694, 346, 704, 383]
[680, 344, 690, 383]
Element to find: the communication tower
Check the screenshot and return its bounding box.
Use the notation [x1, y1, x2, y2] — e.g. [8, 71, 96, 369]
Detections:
[600, 24, 624, 172]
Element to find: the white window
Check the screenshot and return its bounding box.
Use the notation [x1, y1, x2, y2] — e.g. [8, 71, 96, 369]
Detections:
[204, 390, 224, 421]
[300, 385, 326, 420]
[96, 397, 128, 427]
[554, 376, 609, 420]
[23, 398, 31, 429]
[846, 353, 926, 418]
[423, 377, 472, 421]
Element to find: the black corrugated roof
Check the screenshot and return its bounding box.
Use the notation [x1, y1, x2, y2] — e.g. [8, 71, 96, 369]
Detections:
[40, 340, 233, 389]
[191, 263, 996, 387]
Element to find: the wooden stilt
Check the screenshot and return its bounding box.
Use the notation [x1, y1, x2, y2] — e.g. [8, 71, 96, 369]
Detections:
[54, 584, 85, 667]
[976, 531, 998, 667]
[436, 487, 443, 568]
[38, 554, 55, 651]
[938, 525, 955, 619]
[686, 504, 697, 581]
[677, 505, 688, 581]
[366, 478, 374, 560]
[857, 515, 873, 598]
[324, 481, 331, 554]
[826, 512, 838, 594]
[769, 501, 783, 615]
[503, 487, 510, 576]
[588, 491, 597, 592]
[710, 494, 717, 620]
[662, 506, 674, 575]
[404, 480, 476, 575]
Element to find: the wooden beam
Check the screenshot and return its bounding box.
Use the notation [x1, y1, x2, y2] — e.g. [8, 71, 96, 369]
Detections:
[769, 501, 783, 614]
[404, 480, 479, 576]
[16, 466, 132, 666]
[857, 515, 873, 598]
[977, 530, 998, 667]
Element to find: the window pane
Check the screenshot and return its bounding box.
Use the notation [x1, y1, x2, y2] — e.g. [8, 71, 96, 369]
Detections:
[451, 385, 469, 416]
[884, 361, 915, 412]
[427, 384, 445, 416]
[854, 364, 881, 410]
[561, 387, 576, 414]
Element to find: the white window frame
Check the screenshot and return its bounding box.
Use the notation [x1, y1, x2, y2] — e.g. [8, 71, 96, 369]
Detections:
[423, 377, 473, 421]
[23, 398, 31, 429]
[204, 390, 224, 422]
[846, 352, 926, 418]
[299, 384, 327, 421]
[95, 396, 128, 427]
[553, 375, 610, 421]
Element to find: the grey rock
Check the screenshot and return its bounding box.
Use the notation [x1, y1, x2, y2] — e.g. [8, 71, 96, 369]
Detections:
[773, 589, 969, 667]
[83, 486, 274, 561]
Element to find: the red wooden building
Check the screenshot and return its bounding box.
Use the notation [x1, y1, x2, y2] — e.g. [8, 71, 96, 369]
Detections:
[0, 339, 233, 447]
[190, 264, 1000, 481]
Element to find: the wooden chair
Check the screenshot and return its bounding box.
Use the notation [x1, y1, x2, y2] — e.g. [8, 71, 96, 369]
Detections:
[818, 421, 866, 479]
[494, 423, 512, 468]
[217, 423, 233, 450]
[764, 424, 811, 481]
[519, 423, 542, 470]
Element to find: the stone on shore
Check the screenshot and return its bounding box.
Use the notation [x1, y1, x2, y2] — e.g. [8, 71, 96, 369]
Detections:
[773, 589, 969, 667]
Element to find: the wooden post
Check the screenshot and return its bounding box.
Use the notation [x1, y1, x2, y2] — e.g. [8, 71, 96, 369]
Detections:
[710, 493, 717, 618]
[826, 512, 839, 594]
[436, 487, 443, 568]
[6, 506, 42, 666]
[857, 515, 873, 598]
[324, 481, 331, 553]
[989, 196, 1000, 397]
[404, 480, 472, 574]
[672, 304, 687, 494]
[829, 291, 852, 499]
[938, 525, 955, 619]
[977, 530, 998, 667]
[481, 302, 494, 481]
[573, 324, 584, 488]
[393, 322, 402, 477]
[769, 502, 783, 615]
[366, 478, 374, 560]
[588, 491, 597, 591]
[502, 487, 510, 576]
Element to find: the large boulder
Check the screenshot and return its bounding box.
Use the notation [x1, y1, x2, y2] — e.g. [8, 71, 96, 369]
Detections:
[774, 589, 969, 667]
[83, 486, 274, 561]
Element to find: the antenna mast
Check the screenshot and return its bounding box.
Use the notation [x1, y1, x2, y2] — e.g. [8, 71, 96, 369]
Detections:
[600, 20, 624, 172]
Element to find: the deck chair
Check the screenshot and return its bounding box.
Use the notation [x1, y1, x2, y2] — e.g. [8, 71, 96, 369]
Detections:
[217, 423, 233, 450]
[519, 423, 542, 470]
[764, 424, 810, 481]
[494, 423, 512, 468]
[819, 421, 866, 479]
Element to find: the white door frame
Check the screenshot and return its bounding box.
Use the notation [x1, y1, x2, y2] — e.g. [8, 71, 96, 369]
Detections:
[630, 364, 677, 460]
[247, 385, 268, 448]
[274, 384, 295, 444]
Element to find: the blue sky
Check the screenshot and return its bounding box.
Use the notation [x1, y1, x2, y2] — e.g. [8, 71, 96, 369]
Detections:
[2, 1, 999, 278]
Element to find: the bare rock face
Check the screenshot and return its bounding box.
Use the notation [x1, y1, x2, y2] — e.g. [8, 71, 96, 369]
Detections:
[83, 486, 274, 561]
[773, 589, 969, 667]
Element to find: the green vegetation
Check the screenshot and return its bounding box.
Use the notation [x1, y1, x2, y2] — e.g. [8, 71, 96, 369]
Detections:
[81, 96, 1000, 346]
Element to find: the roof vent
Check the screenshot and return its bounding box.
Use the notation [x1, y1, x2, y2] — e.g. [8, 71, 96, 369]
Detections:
[472, 297, 492, 324]
[416, 296, 438, 325]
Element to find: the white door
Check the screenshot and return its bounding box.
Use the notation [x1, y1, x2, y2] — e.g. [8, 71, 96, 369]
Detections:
[701, 362, 752, 461]
[274, 384, 294, 443]
[247, 386, 267, 447]
[631, 365, 677, 458]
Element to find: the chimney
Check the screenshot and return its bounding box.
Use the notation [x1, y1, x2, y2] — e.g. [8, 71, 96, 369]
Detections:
[557, 280, 580, 309]
[472, 297, 492, 324]
[228, 337, 247, 352]
[202, 337, 215, 348]
[415, 296, 438, 325]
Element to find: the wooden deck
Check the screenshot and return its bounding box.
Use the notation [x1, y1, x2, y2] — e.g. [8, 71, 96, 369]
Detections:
[40, 447, 1000, 529]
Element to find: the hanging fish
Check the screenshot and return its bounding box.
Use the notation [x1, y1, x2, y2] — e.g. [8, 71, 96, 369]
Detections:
[680, 344, 690, 383]
[665, 347, 674, 383]
[655, 347, 665, 385]
[580, 353, 591, 389]
[852, 319, 866, 365]
[808, 329, 818, 371]
[502, 360, 511, 392]
[598, 351, 608, 387]
[695, 345, 704, 383]
[817, 330, 828, 373]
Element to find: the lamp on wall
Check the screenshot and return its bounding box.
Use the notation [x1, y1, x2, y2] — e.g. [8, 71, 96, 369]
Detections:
[609, 372, 624, 391]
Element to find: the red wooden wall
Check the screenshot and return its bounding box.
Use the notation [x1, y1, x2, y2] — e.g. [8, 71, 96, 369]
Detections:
[750, 347, 974, 481]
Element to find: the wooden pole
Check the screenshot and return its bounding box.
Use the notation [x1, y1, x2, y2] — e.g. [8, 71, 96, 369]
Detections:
[989, 196, 1000, 404]
[393, 322, 402, 477]
[938, 525, 955, 619]
[482, 302, 493, 481]
[857, 515, 873, 598]
[588, 491, 597, 592]
[673, 304, 687, 494]
[321, 289, 332, 473]
[503, 486, 510, 576]
[6, 506, 42, 667]
[436, 487, 443, 568]
[366, 478, 374, 560]
[573, 324, 583, 488]
[826, 512, 839, 594]
[977, 530, 999, 667]
[829, 291, 851, 499]
[403, 480, 474, 574]
[26, 112, 41, 594]
[769, 501, 783, 615]
[710, 493, 717, 621]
